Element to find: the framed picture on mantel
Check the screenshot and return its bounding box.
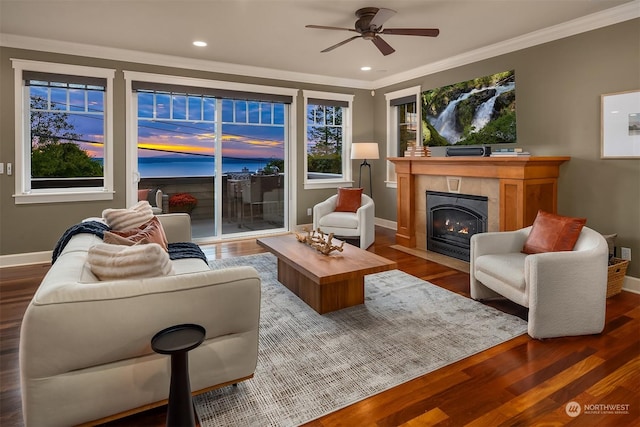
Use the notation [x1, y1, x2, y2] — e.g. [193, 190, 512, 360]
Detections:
[601, 89, 640, 159]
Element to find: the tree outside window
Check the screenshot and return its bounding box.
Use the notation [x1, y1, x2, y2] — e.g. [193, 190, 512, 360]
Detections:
[307, 104, 343, 179]
[27, 77, 105, 189]
[30, 96, 103, 180]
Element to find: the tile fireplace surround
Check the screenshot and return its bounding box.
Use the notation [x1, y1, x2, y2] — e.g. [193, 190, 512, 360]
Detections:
[388, 156, 570, 251]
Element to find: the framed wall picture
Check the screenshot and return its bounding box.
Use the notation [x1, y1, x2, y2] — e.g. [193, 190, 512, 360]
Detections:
[601, 89, 640, 159]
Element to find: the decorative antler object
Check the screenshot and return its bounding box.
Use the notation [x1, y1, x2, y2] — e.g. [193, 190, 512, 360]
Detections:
[295, 228, 345, 255]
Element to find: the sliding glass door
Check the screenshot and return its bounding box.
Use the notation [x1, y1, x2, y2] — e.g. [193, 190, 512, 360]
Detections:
[129, 77, 290, 240]
[220, 99, 286, 234]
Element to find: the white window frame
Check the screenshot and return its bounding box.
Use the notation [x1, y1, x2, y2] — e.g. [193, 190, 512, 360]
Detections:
[11, 59, 115, 204]
[385, 86, 421, 188]
[303, 90, 354, 190]
[123, 71, 298, 234]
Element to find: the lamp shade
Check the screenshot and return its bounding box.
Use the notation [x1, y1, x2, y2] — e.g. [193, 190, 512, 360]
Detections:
[351, 142, 380, 160]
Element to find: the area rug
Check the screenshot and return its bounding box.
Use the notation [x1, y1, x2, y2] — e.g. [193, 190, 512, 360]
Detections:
[194, 253, 527, 426]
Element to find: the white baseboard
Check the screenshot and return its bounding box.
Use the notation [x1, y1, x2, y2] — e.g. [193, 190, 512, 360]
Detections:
[375, 217, 397, 230]
[622, 275, 640, 294]
[0, 251, 52, 268]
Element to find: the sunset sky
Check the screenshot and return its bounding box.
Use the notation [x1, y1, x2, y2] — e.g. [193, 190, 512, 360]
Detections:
[41, 93, 286, 161]
[135, 95, 285, 160]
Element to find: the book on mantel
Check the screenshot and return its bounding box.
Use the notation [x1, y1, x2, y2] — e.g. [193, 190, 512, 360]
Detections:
[490, 147, 530, 157]
[493, 147, 523, 153]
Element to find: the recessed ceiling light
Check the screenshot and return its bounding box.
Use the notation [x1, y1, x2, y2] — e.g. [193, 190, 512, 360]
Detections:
[360, 66, 372, 71]
[193, 41, 207, 47]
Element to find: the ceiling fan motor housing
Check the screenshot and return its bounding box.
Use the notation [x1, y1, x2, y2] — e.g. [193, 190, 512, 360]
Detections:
[355, 7, 380, 33]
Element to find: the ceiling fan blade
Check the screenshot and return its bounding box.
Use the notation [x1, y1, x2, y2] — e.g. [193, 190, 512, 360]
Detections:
[306, 25, 357, 33]
[321, 35, 362, 53]
[371, 35, 395, 56]
[369, 8, 396, 29]
[381, 28, 440, 37]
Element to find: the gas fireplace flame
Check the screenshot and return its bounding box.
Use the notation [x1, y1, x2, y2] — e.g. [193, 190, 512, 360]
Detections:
[444, 219, 470, 234]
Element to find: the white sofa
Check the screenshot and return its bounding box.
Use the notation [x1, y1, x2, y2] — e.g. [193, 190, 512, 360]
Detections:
[19, 214, 261, 427]
[470, 225, 608, 339]
[313, 194, 375, 249]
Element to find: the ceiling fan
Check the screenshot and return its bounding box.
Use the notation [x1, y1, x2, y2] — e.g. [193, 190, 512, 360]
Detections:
[306, 7, 439, 56]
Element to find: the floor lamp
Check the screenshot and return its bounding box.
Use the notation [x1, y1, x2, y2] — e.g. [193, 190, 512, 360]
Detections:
[351, 142, 380, 198]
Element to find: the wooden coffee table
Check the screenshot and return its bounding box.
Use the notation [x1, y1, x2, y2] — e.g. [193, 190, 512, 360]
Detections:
[257, 234, 397, 314]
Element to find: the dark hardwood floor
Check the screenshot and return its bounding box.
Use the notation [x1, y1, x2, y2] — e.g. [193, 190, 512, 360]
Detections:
[1, 227, 638, 426]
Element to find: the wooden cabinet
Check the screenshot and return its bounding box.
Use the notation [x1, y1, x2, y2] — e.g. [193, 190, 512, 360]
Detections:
[388, 156, 570, 248]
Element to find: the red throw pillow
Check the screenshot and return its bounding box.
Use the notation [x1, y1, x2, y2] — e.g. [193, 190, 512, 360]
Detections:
[138, 189, 150, 201]
[335, 187, 363, 213]
[522, 210, 586, 254]
[103, 216, 169, 252]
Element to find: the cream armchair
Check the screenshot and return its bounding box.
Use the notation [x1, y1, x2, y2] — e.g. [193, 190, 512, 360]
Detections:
[313, 193, 375, 249]
[470, 226, 608, 339]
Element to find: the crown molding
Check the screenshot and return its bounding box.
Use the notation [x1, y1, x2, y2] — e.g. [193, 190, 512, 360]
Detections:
[372, 0, 640, 89]
[0, 33, 372, 90]
[1, 1, 638, 91]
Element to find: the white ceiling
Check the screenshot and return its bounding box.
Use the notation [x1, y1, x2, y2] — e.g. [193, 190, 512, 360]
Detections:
[1, 0, 638, 88]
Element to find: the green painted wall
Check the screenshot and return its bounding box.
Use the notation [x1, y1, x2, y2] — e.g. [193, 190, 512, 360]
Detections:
[0, 48, 372, 257]
[372, 19, 639, 276]
[1, 19, 638, 277]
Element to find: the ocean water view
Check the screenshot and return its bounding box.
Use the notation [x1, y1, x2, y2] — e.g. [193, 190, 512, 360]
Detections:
[138, 157, 278, 178]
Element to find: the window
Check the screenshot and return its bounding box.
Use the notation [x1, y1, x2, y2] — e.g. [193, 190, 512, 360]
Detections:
[303, 90, 353, 189]
[12, 60, 115, 203]
[385, 87, 421, 188]
[124, 71, 297, 238]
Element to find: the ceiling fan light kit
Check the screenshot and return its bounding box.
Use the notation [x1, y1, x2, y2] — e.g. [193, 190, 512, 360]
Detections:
[306, 7, 439, 56]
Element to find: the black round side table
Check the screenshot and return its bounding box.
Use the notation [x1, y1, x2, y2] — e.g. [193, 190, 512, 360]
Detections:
[151, 324, 206, 427]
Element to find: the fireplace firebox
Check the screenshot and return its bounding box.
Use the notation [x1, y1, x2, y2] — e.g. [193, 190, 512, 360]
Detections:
[426, 191, 488, 261]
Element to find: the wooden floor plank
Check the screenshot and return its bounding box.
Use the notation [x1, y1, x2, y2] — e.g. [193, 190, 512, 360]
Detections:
[1, 226, 639, 426]
[586, 356, 640, 398]
[399, 407, 449, 426]
[466, 355, 606, 427]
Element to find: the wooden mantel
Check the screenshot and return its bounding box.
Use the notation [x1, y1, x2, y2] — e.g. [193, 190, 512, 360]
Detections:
[388, 156, 570, 248]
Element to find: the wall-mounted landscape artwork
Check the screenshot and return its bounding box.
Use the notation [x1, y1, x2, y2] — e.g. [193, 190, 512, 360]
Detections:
[422, 70, 516, 146]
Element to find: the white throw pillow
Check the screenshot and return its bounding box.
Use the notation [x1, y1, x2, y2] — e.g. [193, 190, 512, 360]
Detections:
[102, 201, 154, 231]
[87, 243, 174, 281]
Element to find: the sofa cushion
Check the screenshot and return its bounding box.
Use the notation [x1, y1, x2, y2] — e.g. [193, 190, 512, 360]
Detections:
[57, 233, 104, 258]
[87, 243, 173, 281]
[102, 201, 154, 231]
[103, 216, 169, 251]
[335, 187, 363, 213]
[522, 210, 586, 254]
